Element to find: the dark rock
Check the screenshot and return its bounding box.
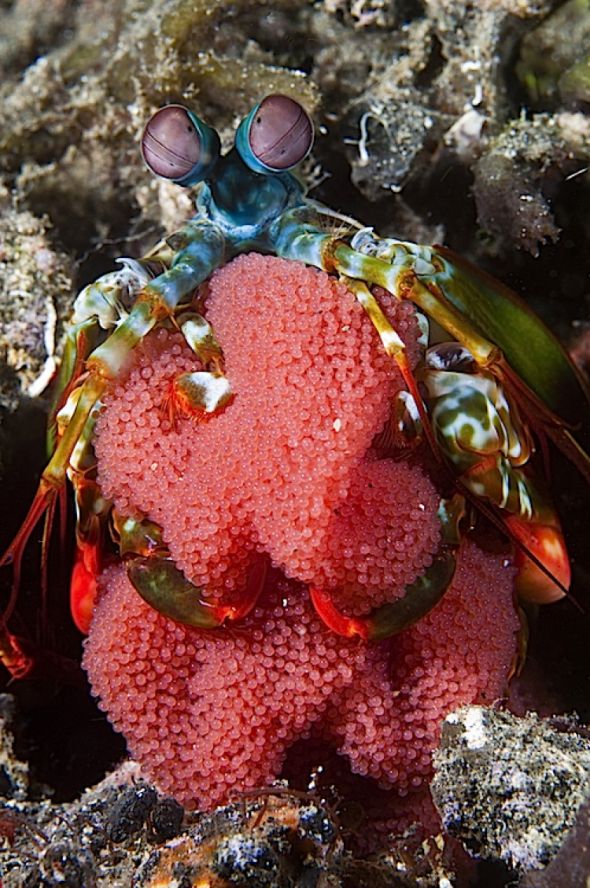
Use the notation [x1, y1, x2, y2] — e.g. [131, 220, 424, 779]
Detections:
[107, 783, 158, 843]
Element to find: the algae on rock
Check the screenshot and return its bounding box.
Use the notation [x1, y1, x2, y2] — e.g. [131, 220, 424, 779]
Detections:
[432, 706, 590, 874]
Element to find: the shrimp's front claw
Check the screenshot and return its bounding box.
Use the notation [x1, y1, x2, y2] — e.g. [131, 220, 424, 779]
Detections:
[127, 556, 268, 629]
[310, 495, 464, 641]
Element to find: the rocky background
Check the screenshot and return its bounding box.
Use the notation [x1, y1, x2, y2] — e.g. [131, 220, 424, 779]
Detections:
[1, 1, 590, 885]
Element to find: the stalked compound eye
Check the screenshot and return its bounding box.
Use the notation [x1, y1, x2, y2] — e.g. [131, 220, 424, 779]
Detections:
[236, 94, 313, 174]
[141, 105, 220, 187]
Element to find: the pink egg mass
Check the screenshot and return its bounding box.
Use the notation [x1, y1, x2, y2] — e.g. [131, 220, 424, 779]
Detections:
[84, 253, 518, 825]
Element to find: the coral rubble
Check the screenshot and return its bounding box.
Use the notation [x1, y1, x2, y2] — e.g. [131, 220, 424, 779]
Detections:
[0, 190, 73, 413]
[432, 706, 590, 875]
[520, 793, 590, 888]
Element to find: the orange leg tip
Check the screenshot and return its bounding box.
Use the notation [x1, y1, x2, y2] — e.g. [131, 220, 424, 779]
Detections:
[514, 556, 570, 605]
[507, 517, 571, 604]
[207, 558, 268, 625]
[70, 559, 98, 634]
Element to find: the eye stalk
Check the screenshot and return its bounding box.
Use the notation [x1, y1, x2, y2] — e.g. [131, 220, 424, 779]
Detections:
[236, 94, 314, 174]
[141, 104, 221, 187]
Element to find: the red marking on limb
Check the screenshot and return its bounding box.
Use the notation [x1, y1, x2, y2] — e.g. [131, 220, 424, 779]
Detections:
[70, 540, 101, 634]
[506, 515, 571, 605]
[309, 588, 369, 640]
[162, 378, 197, 426]
[212, 557, 268, 624]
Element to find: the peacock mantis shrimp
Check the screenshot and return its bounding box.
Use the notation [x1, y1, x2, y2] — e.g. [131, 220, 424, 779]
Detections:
[1, 94, 589, 676]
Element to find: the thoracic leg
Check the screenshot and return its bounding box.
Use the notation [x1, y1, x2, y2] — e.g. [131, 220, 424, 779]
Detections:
[1, 219, 226, 616]
[271, 209, 499, 369]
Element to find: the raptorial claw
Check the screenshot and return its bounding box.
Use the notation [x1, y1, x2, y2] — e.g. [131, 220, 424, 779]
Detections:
[416, 341, 574, 603]
[310, 495, 465, 641]
[127, 556, 267, 629]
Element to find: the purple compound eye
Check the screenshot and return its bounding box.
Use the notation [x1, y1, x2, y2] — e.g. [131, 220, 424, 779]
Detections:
[141, 106, 200, 179]
[242, 95, 314, 172]
[141, 105, 220, 186]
